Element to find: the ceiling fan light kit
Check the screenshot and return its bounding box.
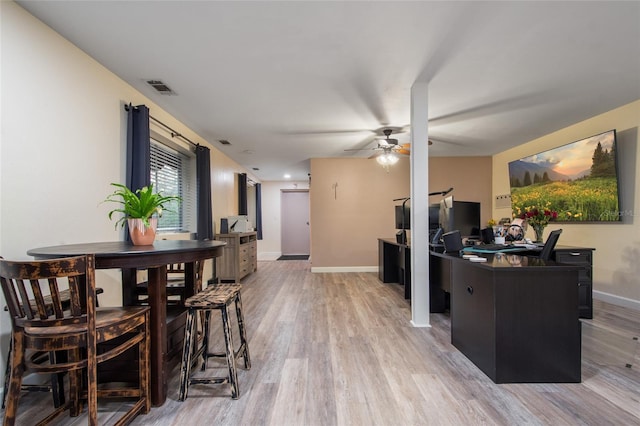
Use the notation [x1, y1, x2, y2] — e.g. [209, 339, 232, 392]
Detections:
[376, 152, 399, 168]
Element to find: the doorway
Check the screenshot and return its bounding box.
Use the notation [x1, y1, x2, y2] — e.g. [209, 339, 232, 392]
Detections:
[281, 190, 310, 256]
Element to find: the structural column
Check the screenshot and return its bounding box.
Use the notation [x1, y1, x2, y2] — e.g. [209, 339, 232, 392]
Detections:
[410, 82, 430, 327]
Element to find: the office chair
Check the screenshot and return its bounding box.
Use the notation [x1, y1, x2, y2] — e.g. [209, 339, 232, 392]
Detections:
[442, 230, 464, 254]
[539, 229, 562, 261]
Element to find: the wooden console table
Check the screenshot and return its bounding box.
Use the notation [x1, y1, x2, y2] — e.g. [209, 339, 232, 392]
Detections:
[215, 232, 258, 282]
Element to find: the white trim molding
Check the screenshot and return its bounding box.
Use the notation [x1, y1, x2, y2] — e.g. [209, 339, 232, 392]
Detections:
[593, 290, 640, 311]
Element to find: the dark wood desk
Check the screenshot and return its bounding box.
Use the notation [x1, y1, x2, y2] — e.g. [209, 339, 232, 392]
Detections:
[27, 240, 226, 406]
[378, 238, 411, 299]
[435, 251, 582, 383]
[378, 239, 595, 318]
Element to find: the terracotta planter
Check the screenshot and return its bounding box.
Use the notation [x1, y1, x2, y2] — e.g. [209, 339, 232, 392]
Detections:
[128, 217, 157, 246]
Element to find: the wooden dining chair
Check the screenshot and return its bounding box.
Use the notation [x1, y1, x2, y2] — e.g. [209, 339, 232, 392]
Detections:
[0, 254, 151, 426]
[134, 260, 206, 307]
[1, 287, 104, 410]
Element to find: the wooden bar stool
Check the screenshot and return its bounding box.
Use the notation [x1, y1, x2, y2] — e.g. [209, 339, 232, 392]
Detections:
[178, 283, 250, 400]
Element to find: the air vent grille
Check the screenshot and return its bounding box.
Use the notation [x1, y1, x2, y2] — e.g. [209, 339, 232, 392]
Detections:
[146, 80, 176, 95]
[218, 140, 231, 145]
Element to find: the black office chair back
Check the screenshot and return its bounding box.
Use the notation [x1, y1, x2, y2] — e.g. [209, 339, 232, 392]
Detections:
[539, 229, 562, 260]
[442, 230, 464, 254]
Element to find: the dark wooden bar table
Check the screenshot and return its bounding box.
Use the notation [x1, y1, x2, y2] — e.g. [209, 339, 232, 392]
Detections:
[27, 239, 226, 406]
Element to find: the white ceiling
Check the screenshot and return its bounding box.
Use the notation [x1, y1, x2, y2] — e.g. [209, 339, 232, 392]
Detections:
[17, 1, 640, 181]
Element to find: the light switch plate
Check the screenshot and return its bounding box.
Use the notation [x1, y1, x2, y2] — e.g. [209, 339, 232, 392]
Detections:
[495, 194, 512, 209]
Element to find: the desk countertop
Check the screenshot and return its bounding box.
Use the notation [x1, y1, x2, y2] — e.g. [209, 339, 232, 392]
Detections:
[430, 251, 582, 271]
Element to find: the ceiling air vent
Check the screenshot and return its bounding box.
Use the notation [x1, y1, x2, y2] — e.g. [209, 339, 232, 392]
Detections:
[146, 80, 176, 95]
[218, 140, 231, 145]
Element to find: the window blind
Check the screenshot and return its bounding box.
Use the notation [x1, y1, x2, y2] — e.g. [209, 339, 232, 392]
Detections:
[150, 139, 195, 232]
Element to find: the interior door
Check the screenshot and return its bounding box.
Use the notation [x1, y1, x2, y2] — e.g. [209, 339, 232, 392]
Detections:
[281, 190, 310, 256]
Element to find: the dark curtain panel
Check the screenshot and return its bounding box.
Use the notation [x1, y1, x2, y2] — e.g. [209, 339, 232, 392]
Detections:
[196, 144, 213, 240]
[126, 104, 151, 191]
[238, 173, 248, 215]
[125, 104, 150, 242]
[255, 183, 263, 240]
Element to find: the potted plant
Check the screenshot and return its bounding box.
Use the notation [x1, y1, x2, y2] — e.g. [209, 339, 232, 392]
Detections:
[104, 183, 181, 245]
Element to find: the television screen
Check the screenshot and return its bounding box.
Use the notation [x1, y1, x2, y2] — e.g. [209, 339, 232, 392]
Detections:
[508, 129, 621, 222]
[395, 205, 410, 229]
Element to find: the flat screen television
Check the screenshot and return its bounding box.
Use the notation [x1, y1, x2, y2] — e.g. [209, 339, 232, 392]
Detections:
[395, 205, 410, 229]
[508, 129, 621, 222]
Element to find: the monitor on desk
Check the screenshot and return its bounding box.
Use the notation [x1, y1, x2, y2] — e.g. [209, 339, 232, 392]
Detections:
[395, 205, 410, 230]
[439, 196, 481, 239]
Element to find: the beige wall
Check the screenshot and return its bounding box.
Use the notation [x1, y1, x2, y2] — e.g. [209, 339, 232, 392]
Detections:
[310, 157, 410, 269]
[429, 157, 493, 227]
[493, 100, 640, 306]
[309, 156, 493, 269]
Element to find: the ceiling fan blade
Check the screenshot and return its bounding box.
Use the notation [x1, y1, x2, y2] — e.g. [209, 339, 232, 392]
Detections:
[344, 147, 377, 152]
[281, 128, 374, 136]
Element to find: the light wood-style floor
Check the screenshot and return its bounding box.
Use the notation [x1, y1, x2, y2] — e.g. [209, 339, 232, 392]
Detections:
[6, 260, 640, 425]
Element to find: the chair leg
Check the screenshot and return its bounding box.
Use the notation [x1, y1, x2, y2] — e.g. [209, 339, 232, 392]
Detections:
[49, 351, 66, 408]
[178, 309, 197, 401]
[4, 333, 25, 426]
[201, 310, 212, 371]
[140, 310, 151, 413]
[2, 338, 12, 410]
[234, 293, 251, 369]
[68, 348, 83, 417]
[221, 305, 239, 399]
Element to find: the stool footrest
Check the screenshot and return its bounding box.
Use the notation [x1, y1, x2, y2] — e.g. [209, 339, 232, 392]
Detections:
[189, 378, 229, 385]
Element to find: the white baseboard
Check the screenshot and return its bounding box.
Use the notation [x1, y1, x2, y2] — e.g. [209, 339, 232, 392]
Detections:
[593, 290, 640, 311]
[258, 252, 281, 261]
[311, 266, 378, 273]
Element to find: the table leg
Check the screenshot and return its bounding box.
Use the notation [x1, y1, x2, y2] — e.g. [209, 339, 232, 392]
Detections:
[147, 265, 167, 406]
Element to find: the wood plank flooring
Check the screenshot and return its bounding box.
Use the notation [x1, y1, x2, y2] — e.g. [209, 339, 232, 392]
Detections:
[6, 260, 640, 425]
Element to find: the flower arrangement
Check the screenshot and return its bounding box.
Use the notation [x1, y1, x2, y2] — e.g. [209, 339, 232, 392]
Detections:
[517, 206, 558, 227]
[514, 204, 558, 242]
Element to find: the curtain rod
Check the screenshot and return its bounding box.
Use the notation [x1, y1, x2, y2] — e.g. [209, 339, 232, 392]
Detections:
[124, 104, 197, 148]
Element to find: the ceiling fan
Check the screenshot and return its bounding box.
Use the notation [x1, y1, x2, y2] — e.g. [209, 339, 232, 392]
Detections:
[344, 128, 412, 158]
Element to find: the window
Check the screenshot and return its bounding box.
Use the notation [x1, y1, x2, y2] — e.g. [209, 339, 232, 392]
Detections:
[150, 136, 196, 233]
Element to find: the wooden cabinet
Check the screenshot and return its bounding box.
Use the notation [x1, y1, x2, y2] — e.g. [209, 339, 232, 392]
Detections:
[554, 248, 594, 319]
[215, 232, 258, 282]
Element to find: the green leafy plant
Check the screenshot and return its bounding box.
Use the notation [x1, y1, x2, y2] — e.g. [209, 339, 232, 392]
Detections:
[104, 183, 181, 229]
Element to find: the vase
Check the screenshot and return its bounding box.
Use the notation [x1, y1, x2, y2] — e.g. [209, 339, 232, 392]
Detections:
[532, 224, 545, 243]
[127, 217, 157, 245]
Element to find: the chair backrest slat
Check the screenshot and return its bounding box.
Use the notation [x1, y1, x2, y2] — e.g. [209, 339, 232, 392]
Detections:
[16, 280, 35, 320]
[47, 278, 65, 318]
[68, 276, 84, 316]
[30, 279, 50, 320]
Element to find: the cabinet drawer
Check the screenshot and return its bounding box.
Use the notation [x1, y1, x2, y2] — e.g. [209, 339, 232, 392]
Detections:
[555, 250, 592, 265]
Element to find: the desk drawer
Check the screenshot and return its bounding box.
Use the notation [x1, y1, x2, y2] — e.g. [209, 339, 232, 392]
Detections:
[554, 250, 592, 265]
